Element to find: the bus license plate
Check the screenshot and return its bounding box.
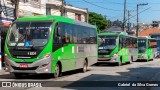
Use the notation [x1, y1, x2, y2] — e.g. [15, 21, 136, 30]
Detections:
[19, 64, 28, 68]
[100, 58, 106, 60]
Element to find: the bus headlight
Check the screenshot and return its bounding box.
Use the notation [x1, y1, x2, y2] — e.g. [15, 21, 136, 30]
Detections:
[38, 53, 51, 59]
[4, 53, 11, 60]
[44, 53, 51, 58]
[113, 53, 118, 56]
[5, 53, 8, 57]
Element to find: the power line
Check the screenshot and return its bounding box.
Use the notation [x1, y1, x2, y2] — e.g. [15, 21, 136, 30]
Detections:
[82, 0, 122, 12]
[128, 7, 151, 22]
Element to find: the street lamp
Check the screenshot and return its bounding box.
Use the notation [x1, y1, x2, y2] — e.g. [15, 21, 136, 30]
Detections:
[136, 3, 148, 37]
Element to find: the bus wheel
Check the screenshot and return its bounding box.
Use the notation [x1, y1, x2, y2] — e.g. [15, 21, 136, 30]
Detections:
[53, 64, 60, 78]
[117, 57, 122, 66]
[81, 60, 88, 73]
[128, 56, 133, 64]
[146, 58, 149, 62]
[14, 73, 27, 79]
[152, 55, 155, 61]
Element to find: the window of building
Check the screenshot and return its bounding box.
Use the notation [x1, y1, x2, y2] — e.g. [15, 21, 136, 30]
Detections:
[19, 0, 30, 3]
[75, 13, 81, 21]
[46, 7, 51, 15]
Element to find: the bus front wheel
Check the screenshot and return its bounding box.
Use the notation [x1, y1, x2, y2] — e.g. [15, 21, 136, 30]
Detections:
[117, 56, 122, 66]
[53, 64, 60, 78]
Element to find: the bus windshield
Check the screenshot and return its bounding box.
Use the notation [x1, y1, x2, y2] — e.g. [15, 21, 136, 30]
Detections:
[138, 39, 146, 49]
[7, 21, 52, 47]
[98, 35, 117, 49]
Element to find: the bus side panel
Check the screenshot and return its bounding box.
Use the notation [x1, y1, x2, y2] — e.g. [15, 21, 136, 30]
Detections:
[118, 48, 129, 63]
[146, 48, 152, 60]
[153, 47, 157, 58]
[61, 44, 76, 72]
[88, 44, 97, 66]
[52, 44, 75, 73]
[75, 44, 97, 69]
[129, 48, 138, 61]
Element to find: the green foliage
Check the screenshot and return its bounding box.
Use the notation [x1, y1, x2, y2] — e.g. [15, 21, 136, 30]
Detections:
[89, 12, 108, 31]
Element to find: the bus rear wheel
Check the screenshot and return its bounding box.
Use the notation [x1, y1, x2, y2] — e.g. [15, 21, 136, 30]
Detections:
[81, 60, 88, 73]
[53, 64, 60, 78]
[146, 56, 149, 62]
[129, 56, 133, 64]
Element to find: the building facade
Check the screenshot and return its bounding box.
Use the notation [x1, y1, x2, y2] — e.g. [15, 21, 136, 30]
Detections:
[0, 0, 88, 23]
[46, 0, 88, 22]
[152, 21, 160, 28]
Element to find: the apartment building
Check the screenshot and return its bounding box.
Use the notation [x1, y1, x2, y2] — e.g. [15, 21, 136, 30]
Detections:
[0, 0, 88, 30]
[46, 0, 88, 22]
[1, 0, 88, 21]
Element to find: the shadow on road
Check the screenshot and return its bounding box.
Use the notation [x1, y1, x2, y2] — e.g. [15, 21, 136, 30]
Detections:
[60, 67, 160, 90]
[135, 59, 153, 62]
[0, 69, 91, 80]
[92, 62, 133, 67]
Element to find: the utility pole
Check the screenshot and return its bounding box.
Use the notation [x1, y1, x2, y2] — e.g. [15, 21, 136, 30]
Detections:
[14, 0, 19, 20]
[136, 3, 148, 37]
[11, 0, 19, 20]
[128, 10, 130, 31]
[136, 4, 139, 37]
[123, 0, 126, 32]
[61, 0, 65, 16]
[127, 10, 136, 31]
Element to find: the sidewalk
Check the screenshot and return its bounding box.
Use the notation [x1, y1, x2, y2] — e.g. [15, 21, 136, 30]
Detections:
[0, 67, 6, 73]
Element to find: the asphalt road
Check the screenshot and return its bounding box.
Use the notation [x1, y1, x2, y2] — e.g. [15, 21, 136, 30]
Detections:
[1, 59, 160, 90]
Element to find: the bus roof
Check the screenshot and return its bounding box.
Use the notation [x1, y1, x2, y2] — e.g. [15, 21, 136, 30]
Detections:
[98, 31, 128, 36]
[138, 36, 156, 40]
[127, 35, 137, 38]
[150, 33, 160, 36]
[16, 15, 96, 28]
[138, 36, 150, 39]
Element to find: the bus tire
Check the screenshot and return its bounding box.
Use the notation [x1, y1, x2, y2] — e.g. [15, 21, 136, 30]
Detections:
[14, 73, 27, 79]
[146, 56, 149, 62]
[81, 60, 88, 73]
[53, 63, 60, 78]
[117, 57, 122, 66]
[152, 55, 155, 61]
[129, 56, 133, 64]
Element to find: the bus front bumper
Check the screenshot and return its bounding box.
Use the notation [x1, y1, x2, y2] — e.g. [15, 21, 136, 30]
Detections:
[98, 55, 118, 63]
[5, 57, 52, 74]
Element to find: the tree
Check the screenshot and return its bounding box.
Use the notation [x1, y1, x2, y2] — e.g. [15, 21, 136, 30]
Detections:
[112, 19, 123, 28]
[89, 12, 108, 31]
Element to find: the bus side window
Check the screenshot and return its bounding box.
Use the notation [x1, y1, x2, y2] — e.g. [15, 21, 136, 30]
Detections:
[90, 28, 96, 44]
[77, 26, 82, 43]
[64, 23, 76, 43]
[119, 37, 123, 48]
[55, 23, 63, 43]
[73, 25, 77, 43]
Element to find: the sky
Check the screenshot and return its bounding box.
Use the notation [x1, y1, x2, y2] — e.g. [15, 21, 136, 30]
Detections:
[66, 0, 160, 24]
